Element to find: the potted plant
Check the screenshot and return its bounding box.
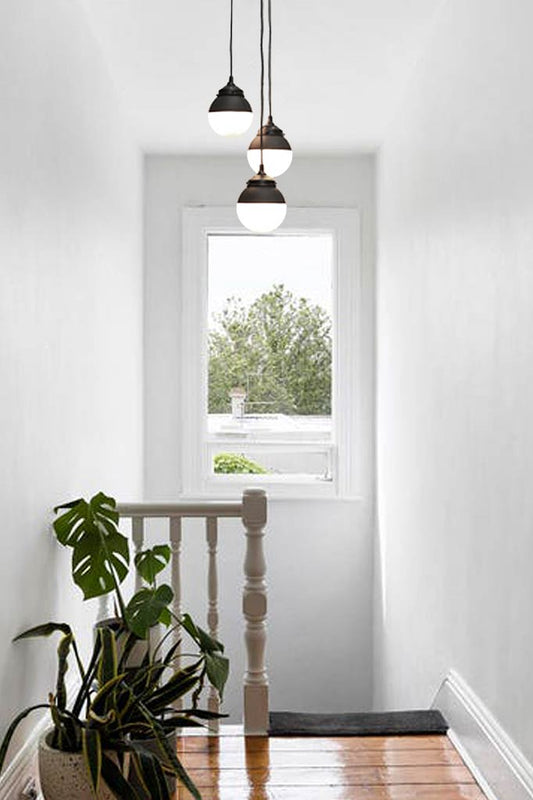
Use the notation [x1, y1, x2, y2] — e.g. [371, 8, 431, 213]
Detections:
[0, 492, 229, 799]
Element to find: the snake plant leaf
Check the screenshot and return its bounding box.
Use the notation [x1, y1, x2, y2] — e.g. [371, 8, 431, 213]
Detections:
[125, 584, 174, 639]
[53, 493, 129, 600]
[101, 754, 142, 800]
[144, 663, 202, 713]
[130, 746, 170, 800]
[90, 673, 127, 717]
[0, 704, 51, 772]
[56, 632, 73, 711]
[180, 708, 228, 720]
[13, 622, 72, 641]
[82, 727, 102, 795]
[134, 545, 171, 585]
[97, 627, 118, 688]
[148, 720, 201, 800]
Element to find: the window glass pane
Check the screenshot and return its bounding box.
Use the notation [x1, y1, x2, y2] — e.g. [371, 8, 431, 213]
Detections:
[207, 234, 333, 479]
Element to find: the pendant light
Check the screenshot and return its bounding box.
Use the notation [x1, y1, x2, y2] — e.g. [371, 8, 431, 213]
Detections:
[247, 0, 292, 177]
[237, 0, 287, 233]
[208, 0, 253, 137]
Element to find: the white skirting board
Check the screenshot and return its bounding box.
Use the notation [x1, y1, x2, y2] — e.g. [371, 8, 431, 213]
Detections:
[0, 711, 47, 800]
[433, 669, 533, 800]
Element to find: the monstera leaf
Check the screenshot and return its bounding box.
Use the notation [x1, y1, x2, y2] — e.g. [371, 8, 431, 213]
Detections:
[134, 545, 171, 585]
[125, 584, 174, 639]
[53, 492, 130, 600]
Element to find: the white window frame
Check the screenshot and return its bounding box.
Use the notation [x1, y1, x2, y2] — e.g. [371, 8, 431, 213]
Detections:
[180, 206, 361, 499]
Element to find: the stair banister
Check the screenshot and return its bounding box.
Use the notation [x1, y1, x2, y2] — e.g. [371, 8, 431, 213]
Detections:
[115, 489, 268, 735]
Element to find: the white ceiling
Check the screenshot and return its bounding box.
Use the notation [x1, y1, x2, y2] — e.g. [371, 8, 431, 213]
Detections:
[79, 0, 445, 153]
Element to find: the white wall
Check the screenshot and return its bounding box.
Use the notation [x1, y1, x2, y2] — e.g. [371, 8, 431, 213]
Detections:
[144, 154, 376, 720]
[376, 0, 533, 762]
[0, 0, 142, 765]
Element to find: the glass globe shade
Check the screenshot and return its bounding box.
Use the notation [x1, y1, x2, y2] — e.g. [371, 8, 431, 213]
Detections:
[236, 201, 287, 233]
[247, 147, 293, 177]
[208, 110, 254, 137]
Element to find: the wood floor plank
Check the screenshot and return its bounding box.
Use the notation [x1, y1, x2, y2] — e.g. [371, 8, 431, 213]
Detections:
[175, 731, 486, 800]
[270, 788, 486, 800]
[183, 765, 474, 787]
[178, 734, 454, 753]
[176, 786, 484, 800]
[180, 748, 463, 769]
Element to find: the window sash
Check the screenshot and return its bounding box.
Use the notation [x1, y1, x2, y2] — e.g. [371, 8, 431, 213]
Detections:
[180, 207, 361, 499]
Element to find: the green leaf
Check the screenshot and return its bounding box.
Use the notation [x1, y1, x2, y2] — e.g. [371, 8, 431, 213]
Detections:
[53, 493, 130, 600]
[205, 653, 229, 700]
[13, 622, 72, 642]
[90, 673, 127, 716]
[144, 663, 202, 714]
[150, 723, 200, 800]
[181, 708, 228, 720]
[130, 746, 170, 800]
[125, 585, 174, 640]
[158, 607, 171, 627]
[134, 545, 171, 585]
[101, 753, 142, 800]
[56, 632, 73, 711]
[97, 627, 118, 688]
[180, 614, 224, 654]
[82, 727, 102, 795]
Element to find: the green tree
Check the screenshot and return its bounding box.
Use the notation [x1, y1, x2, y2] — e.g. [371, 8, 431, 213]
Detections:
[208, 284, 331, 415]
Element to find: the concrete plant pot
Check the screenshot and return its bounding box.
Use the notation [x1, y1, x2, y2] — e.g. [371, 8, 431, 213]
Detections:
[38, 732, 115, 800]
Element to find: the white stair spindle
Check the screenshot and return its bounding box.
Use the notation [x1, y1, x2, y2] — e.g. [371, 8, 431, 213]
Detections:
[206, 517, 220, 731]
[131, 518, 145, 593]
[242, 488, 268, 735]
[169, 516, 183, 711]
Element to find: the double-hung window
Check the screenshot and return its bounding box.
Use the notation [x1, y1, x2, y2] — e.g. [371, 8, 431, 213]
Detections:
[181, 207, 360, 498]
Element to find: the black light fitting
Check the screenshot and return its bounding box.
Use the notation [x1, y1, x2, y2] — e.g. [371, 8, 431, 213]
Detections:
[236, 0, 287, 232]
[247, 0, 292, 176]
[208, 0, 253, 136]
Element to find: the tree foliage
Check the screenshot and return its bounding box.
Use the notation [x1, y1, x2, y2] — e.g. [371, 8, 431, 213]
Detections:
[214, 453, 268, 474]
[208, 284, 331, 415]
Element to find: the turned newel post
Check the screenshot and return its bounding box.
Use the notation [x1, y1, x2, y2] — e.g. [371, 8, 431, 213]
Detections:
[242, 488, 268, 735]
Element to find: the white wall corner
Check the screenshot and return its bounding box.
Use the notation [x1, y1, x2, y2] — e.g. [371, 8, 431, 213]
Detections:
[0, 712, 47, 800]
[433, 669, 533, 800]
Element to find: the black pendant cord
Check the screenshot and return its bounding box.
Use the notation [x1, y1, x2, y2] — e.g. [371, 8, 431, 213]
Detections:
[268, 0, 273, 120]
[260, 0, 265, 172]
[229, 0, 234, 79]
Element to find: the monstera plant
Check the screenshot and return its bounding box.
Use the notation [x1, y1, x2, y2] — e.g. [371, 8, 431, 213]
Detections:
[0, 493, 229, 799]
[52, 492, 177, 639]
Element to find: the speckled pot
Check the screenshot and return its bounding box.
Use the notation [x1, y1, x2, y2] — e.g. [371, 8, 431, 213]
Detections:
[38, 732, 116, 800]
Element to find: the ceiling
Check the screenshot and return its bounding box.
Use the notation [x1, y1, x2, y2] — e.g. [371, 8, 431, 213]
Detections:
[79, 0, 445, 154]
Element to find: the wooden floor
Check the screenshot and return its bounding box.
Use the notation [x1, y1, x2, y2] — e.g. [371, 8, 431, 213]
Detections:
[176, 728, 487, 800]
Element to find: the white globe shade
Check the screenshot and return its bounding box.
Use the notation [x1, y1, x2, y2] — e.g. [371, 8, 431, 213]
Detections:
[208, 110, 253, 137]
[247, 147, 293, 177]
[236, 201, 287, 233]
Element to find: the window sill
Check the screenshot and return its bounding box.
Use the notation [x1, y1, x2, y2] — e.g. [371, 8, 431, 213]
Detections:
[189, 474, 339, 500]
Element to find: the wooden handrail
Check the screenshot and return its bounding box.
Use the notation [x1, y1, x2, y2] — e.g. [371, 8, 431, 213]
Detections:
[116, 500, 242, 518]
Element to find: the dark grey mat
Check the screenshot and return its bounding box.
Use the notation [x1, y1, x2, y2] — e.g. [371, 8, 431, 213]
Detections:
[269, 710, 448, 737]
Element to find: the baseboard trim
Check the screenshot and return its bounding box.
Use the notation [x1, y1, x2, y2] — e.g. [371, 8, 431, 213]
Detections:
[433, 669, 533, 800]
[0, 674, 80, 800]
[0, 711, 47, 800]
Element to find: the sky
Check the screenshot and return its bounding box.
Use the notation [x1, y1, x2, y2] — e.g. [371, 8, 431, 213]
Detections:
[208, 234, 333, 324]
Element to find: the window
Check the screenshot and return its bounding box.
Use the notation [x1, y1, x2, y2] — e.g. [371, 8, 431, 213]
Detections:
[181, 207, 360, 498]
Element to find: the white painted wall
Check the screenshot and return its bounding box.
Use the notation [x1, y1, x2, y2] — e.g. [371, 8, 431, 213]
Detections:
[0, 0, 142, 765]
[376, 0, 533, 763]
[144, 155, 376, 720]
